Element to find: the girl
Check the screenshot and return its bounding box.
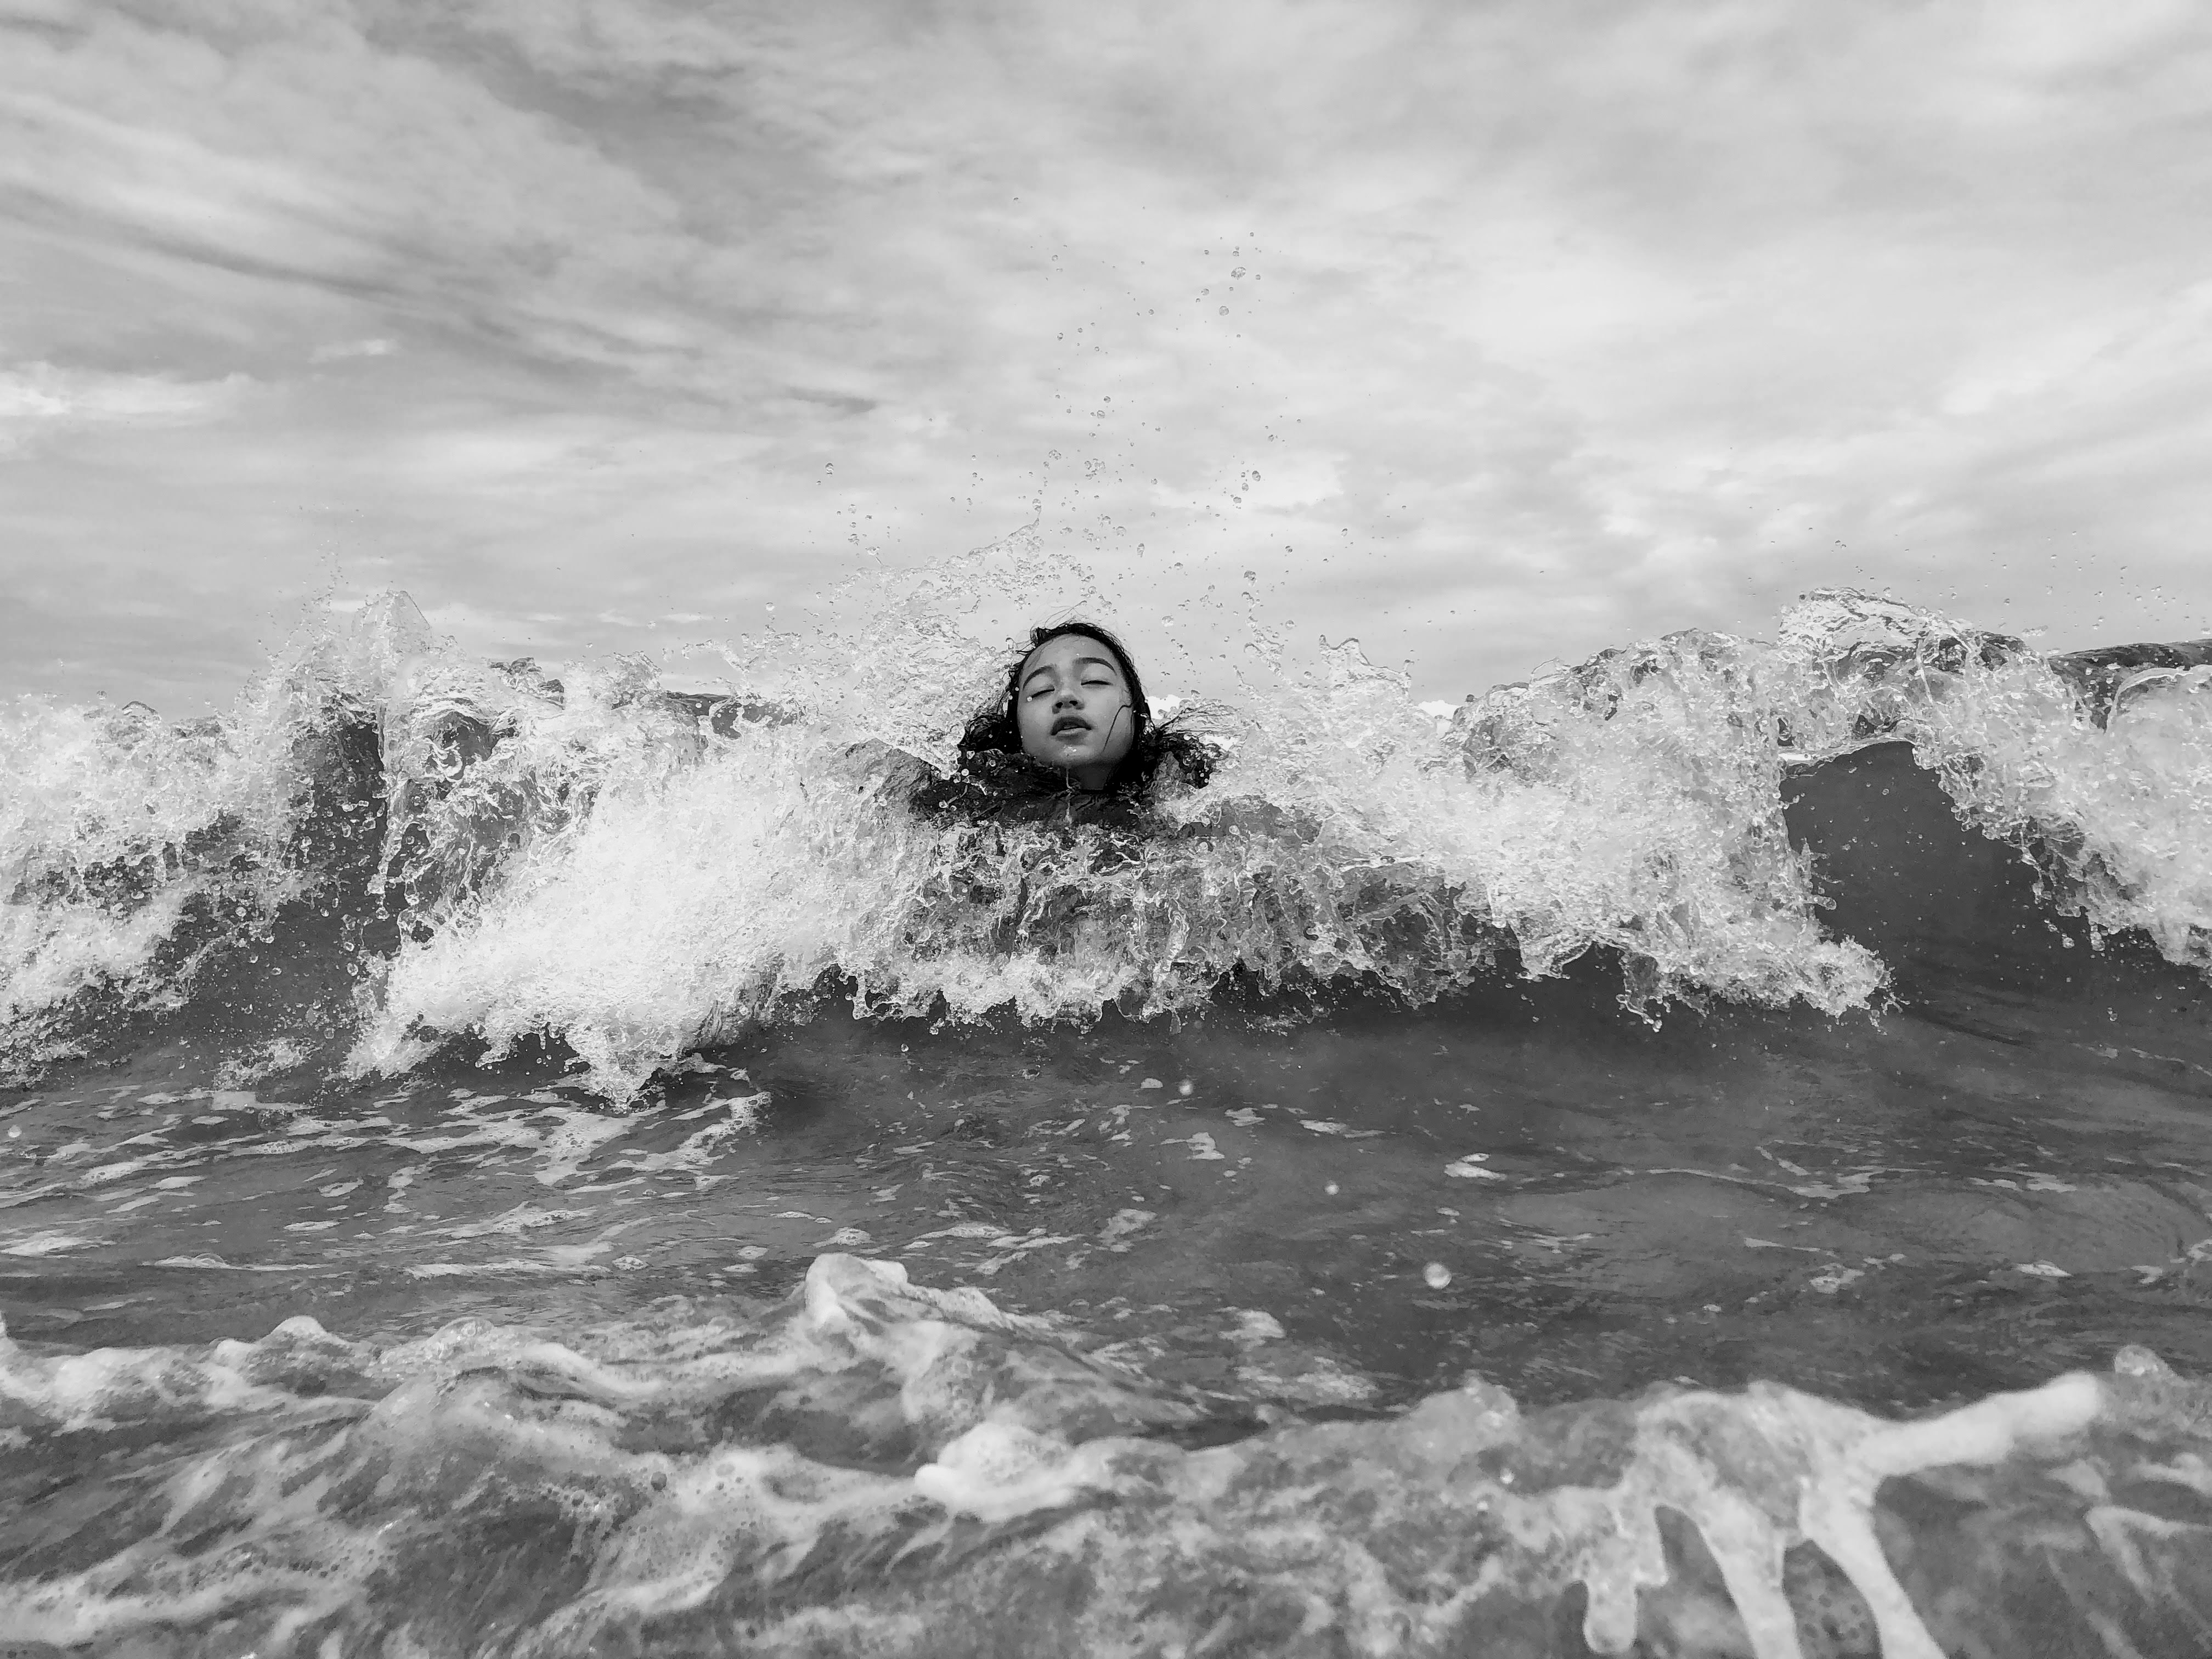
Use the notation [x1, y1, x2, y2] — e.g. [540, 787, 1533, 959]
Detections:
[915, 622, 1217, 827]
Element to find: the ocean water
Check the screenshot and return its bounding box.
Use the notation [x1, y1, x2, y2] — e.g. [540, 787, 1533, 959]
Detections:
[4, 552, 2211, 1656]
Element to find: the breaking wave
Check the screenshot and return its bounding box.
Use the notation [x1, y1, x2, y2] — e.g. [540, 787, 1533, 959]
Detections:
[7, 540, 2206, 1098]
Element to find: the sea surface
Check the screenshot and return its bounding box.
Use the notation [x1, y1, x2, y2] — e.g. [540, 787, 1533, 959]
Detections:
[4, 555, 2212, 1657]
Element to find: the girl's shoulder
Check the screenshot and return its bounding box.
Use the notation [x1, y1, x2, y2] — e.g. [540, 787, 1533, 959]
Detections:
[907, 750, 1163, 833]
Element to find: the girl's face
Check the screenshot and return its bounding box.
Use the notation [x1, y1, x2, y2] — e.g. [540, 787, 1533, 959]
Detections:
[1014, 633, 1138, 789]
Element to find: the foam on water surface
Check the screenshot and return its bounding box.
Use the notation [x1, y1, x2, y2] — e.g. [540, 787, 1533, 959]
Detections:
[2, 990, 2210, 1651]
[2, 1255, 2208, 1657]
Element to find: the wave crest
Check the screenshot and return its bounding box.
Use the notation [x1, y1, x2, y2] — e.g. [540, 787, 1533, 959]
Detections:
[5, 560, 2206, 1097]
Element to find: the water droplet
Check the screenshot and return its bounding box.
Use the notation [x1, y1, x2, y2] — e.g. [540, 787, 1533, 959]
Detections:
[1423, 1262, 1452, 1290]
[1324, 1182, 1339, 1195]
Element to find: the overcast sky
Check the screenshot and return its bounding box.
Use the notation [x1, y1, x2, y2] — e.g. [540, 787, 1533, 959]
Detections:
[4, 0, 2211, 713]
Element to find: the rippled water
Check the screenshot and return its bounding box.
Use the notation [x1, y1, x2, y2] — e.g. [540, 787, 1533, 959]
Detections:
[4, 561, 2211, 1655]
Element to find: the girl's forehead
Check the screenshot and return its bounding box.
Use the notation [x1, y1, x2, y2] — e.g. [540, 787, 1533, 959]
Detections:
[1020, 636, 1124, 678]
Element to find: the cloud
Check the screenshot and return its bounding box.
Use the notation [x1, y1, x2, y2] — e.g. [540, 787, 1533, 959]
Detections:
[4, 0, 2212, 714]
[1, 4, 699, 376]
[0, 359, 247, 448]
[310, 337, 394, 363]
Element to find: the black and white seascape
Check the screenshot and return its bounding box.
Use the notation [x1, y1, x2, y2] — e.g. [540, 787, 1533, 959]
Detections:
[6, 7, 2212, 1656]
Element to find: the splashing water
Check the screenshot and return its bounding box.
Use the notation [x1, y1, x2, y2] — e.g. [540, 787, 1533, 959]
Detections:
[409, 584, 2134, 1099]
[13, 558, 2185, 1098]
[6, 548, 2212, 1654]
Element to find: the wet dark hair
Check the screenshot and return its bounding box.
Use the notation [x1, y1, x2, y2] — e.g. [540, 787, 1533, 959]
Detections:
[955, 621, 1217, 798]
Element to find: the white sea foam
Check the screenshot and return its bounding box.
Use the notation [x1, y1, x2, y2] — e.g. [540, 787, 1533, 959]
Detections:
[0, 1254, 2202, 1657]
[343, 557, 1900, 1095]
[5, 552, 2207, 1098]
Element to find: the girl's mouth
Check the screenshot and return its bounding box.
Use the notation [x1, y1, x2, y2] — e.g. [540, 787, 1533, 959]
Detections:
[1051, 717, 1090, 736]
